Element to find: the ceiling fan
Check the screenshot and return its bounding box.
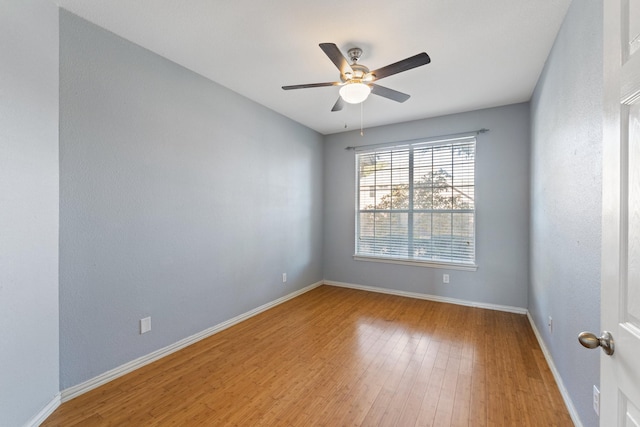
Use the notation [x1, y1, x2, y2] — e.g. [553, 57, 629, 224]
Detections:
[282, 43, 431, 112]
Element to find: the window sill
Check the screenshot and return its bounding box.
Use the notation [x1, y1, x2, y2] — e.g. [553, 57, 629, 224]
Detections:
[353, 255, 478, 271]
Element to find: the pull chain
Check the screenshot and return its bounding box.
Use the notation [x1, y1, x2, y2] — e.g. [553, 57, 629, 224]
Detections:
[360, 102, 364, 136]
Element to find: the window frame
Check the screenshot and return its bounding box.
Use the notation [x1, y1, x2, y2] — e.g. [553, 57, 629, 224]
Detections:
[353, 135, 478, 271]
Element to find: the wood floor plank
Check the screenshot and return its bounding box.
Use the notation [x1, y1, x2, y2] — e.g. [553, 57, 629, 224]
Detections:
[42, 286, 573, 426]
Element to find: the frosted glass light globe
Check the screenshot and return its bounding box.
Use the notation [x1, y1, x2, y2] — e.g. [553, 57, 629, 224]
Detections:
[339, 82, 371, 104]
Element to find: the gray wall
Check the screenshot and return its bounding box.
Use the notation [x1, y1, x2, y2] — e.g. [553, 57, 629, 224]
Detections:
[0, 0, 60, 425]
[529, 1, 602, 426]
[323, 103, 530, 308]
[59, 10, 324, 389]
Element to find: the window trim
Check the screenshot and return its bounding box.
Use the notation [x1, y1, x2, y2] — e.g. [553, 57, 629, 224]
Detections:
[352, 254, 478, 271]
[354, 135, 477, 268]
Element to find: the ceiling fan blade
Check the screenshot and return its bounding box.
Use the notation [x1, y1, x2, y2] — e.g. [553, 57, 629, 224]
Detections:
[319, 43, 353, 76]
[369, 84, 411, 103]
[282, 82, 341, 90]
[370, 52, 431, 81]
[331, 97, 345, 112]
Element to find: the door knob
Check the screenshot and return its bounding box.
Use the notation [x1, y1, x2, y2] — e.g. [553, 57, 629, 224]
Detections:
[578, 331, 615, 355]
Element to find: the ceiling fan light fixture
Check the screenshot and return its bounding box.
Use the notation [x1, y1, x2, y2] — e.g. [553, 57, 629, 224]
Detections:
[339, 82, 371, 104]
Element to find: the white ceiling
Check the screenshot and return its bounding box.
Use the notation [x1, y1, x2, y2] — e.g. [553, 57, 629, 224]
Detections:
[55, 0, 571, 135]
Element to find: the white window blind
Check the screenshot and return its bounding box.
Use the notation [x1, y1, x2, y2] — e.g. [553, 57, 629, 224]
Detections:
[355, 136, 476, 267]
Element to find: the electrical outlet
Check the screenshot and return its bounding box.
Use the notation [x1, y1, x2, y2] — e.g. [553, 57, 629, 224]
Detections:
[548, 316, 553, 333]
[282, 273, 287, 283]
[593, 385, 600, 416]
[140, 317, 151, 334]
[443, 274, 450, 284]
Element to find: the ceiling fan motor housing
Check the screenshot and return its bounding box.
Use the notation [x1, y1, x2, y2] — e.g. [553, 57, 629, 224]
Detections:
[342, 63, 370, 82]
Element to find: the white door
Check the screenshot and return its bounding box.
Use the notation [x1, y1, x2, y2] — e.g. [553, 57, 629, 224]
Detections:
[601, 0, 640, 425]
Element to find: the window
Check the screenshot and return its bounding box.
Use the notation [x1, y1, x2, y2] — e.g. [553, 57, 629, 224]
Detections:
[355, 136, 476, 269]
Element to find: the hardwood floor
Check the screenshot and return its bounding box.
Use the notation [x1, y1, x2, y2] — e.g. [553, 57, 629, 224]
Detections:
[42, 285, 573, 426]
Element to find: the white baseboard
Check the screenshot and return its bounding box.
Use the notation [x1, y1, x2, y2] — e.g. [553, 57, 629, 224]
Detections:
[60, 280, 323, 403]
[526, 312, 582, 427]
[324, 280, 527, 314]
[24, 393, 60, 427]
[47, 280, 580, 427]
